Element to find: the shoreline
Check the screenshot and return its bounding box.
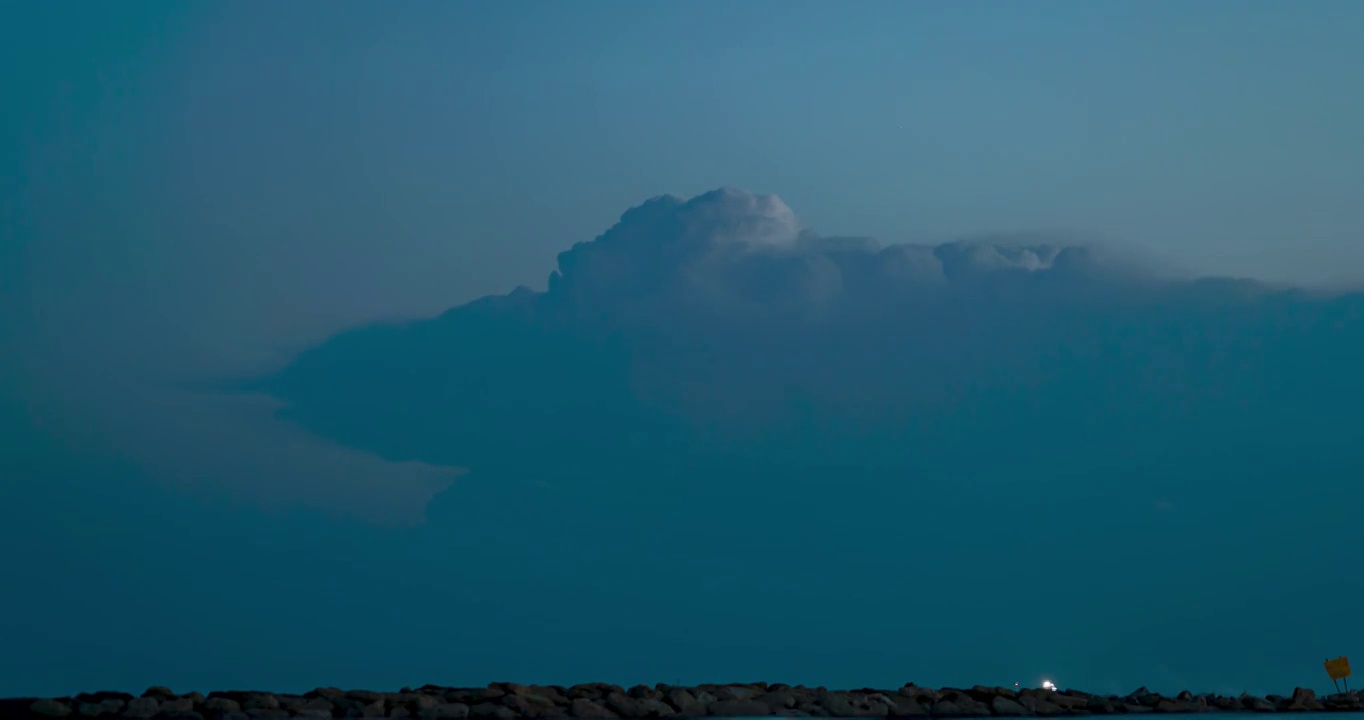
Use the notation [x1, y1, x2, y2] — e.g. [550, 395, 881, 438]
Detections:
[5, 682, 1362, 719]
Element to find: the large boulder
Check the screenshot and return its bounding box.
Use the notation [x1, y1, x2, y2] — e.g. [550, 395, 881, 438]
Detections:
[1018, 694, 1061, 716]
[1324, 694, 1363, 711]
[1282, 687, 1324, 712]
[420, 703, 472, 719]
[754, 691, 797, 711]
[990, 696, 1028, 717]
[470, 702, 516, 720]
[707, 698, 772, 717]
[30, 699, 72, 718]
[819, 692, 884, 717]
[159, 697, 196, 715]
[122, 697, 161, 719]
[570, 698, 618, 719]
[666, 689, 706, 717]
[713, 687, 761, 703]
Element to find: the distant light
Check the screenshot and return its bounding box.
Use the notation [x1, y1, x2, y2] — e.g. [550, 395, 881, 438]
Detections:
[1041, 681, 1057, 691]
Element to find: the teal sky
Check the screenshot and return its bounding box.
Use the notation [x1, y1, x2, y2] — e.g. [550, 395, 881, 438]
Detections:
[3, 0, 1364, 700]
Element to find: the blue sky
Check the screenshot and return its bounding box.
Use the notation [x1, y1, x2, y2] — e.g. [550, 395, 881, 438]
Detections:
[3, 0, 1364, 700]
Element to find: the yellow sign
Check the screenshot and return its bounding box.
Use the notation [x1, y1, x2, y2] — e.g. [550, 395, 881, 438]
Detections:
[1325, 657, 1352, 680]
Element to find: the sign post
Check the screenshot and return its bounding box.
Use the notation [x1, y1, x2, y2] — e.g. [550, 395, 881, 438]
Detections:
[1324, 657, 1352, 694]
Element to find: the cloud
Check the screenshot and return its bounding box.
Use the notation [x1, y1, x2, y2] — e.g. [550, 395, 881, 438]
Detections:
[542, 188, 1130, 326]
[260, 192, 1364, 700]
[9, 185, 1363, 694]
[266, 187, 1364, 479]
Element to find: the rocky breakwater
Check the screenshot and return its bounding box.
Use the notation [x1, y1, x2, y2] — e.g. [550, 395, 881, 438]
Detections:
[5, 683, 1364, 720]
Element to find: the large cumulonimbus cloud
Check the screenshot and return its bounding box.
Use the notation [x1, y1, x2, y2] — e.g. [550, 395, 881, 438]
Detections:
[265, 187, 1364, 484]
[256, 188, 1364, 692]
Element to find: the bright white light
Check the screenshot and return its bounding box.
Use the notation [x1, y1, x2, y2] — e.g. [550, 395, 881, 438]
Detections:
[1041, 681, 1057, 691]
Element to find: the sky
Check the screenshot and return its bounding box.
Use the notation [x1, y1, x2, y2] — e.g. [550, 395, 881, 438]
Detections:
[3, 0, 1364, 701]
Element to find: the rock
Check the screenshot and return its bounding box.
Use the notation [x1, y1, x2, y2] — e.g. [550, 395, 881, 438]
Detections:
[604, 692, 641, 717]
[1282, 687, 1323, 712]
[160, 697, 197, 715]
[242, 695, 280, 711]
[819, 693, 877, 717]
[708, 699, 772, 717]
[1324, 694, 1362, 711]
[886, 696, 927, 716]
[1125, 688, 1162, 709]
[944, 696, 990, 717]
[203, 697, 243, 713]
[837, 691, 899, 717]
[1018, 695, 1061, 716]
[570, 686, 623, 703]
[866, 693, 904, 716]
[294, 707, 336, 718]
[570, 698, 618, 718]
[23, 682, 1364, 720]
[755, 692, 797, 711]
[122, 697, 161, 718]
[69, 692, 129, 717]
[928, 699, 966, 717]
[74, 692, 132, 705]
[713, 688, 761, 703]
[504, 694, 565, 718]
[635, 698, 677, 718]
[990, 697, 1028, 717]
[667, 689, 706, 717]
[467, 690, 505, 705]
[1085, 696, 1118, 714]
[535, 687, 572, 706]
[470, 702, 516, 720]
[324, 698, 360, 716]
[966, 687, 1013, 705]
[30, 699, 73, 717]
[420, 704, 472, 720]
[293, 698, 337, 717]
[898, 687, 940, 706]
[1049, 693, 1088, 711]
[1154, 699, 1196, 713]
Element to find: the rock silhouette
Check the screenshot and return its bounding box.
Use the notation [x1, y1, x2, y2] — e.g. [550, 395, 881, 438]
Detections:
[4, 682, 1360, 719]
